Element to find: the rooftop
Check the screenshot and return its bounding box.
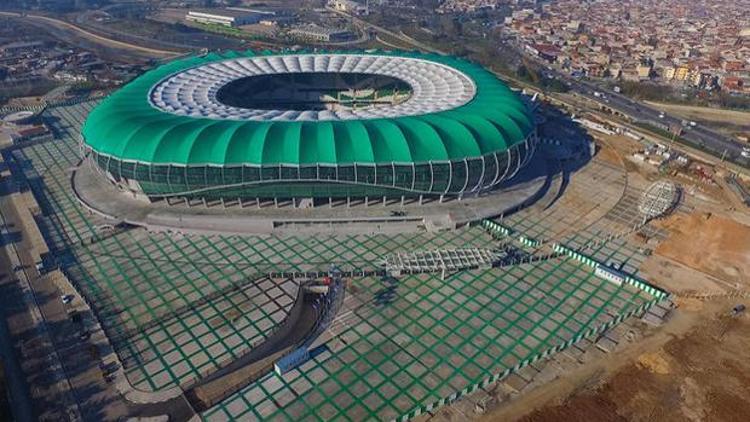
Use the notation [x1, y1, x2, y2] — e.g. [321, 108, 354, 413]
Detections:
[82, 50, 534, 166]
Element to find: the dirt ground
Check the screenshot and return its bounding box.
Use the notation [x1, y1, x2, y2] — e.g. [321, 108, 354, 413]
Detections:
[644, 101, 750, 139]
[645, 101, 750, 127]
[653, 212, 750, 286]
[593, 138, 627, 167]
[638, 253, 727, 293]
[514, 300, 750, 422]
[593, 134, 659, 180]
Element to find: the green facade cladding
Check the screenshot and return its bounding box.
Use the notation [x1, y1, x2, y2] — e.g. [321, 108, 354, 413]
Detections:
[81, 50, 537, 200]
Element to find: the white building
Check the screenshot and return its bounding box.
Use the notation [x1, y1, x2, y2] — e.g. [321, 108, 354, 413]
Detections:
[186, 9, 267, 27]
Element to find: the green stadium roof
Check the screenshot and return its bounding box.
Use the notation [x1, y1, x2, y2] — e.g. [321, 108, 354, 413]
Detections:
[82, 50, 534, 166]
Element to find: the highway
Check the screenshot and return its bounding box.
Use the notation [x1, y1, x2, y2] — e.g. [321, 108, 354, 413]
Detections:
[563, 76, 748, 165]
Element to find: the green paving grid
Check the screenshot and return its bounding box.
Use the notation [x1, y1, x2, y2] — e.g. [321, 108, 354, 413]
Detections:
[513, 208, 650, 277]
[70, 227, 498, 391]
[496, 218, 648, 280]
[203, 255, 659, 421]
[496, 157, 653, 279]
[13, 102, 501, 393]
[13, 104, 101, 249]
[15, 102, 667, 417]
[484, 215, 649, 280]
[61, 227, 303, 391]
[205, 157, 668, 420]
[501, 158, 629, 244]
[13, 108, 303, 390]
[565, 228, 645, 276]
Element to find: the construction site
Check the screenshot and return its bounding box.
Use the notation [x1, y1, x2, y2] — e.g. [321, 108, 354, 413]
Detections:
[0, 90, 749, 422]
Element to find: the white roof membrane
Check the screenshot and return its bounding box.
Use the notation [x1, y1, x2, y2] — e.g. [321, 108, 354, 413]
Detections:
[148, 54, 477, 122]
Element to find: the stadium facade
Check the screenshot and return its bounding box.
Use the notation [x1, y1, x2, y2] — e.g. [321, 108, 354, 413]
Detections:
[81, 50, 537, 204]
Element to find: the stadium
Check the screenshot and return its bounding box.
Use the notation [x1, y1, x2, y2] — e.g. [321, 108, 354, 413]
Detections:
[8, 45, 676, 422]
[81, 50, 537, 203]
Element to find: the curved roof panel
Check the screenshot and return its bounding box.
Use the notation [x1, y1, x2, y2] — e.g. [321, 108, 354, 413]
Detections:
[82, 50, 534, 166]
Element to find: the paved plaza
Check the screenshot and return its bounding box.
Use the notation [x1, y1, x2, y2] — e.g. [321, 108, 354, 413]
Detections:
[9, 102, 669, 420]
[203, 259, 660, 421]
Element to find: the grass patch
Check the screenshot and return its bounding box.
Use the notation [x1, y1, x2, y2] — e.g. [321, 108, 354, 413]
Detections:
[191, 22, 249, 39]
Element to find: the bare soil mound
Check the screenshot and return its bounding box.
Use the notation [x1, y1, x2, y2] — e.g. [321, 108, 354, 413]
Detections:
[517, 304, 750, 422]
[654, 213, 750, 284]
